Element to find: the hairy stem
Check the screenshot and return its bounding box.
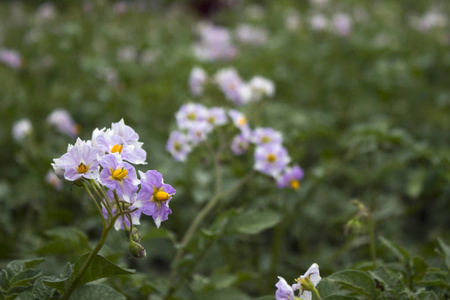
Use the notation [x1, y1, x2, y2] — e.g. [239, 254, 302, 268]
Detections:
[81, 181, 106, 228]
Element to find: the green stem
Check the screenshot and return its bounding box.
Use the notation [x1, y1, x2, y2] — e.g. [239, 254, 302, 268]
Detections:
[61, 212, 124, 300]
[368, 212, 377, 267]
[312, 286, 322, 300]
[90, 180, 113, 217]
[81, 181, 106, 228]
[165, 170, 254, 299]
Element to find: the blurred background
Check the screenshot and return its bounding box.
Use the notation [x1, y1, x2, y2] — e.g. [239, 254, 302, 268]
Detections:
[1, 0, 450, 299]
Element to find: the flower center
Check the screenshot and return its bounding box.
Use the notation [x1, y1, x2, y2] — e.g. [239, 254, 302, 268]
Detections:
[187, 112, 197, 121]
[155, 191, 170, 202]
[238, 117, 247, 126]
[111, 143, 123, 154]
[174, 141, 182, 151]
[207, 116, 215, 123]
[111, 167, 128, 180]
[291, 180, 300, 190]
[77, 163, 89, 173]
[261, 136, 271, 143]
[266, 153, 277, 163]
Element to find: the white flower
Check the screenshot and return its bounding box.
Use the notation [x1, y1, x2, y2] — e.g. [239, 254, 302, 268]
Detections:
[249, 76, 275, 101]
[12, 119, 32, 142]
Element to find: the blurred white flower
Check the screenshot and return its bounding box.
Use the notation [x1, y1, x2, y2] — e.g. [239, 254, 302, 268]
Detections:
[35, 2, 57, 21]
[310, 14, 328, 31]
[12, 119, 32, 142]
[249, 76, 275, 101]
[189, 67, 208, 97]
[117, 46, 137, 63]
[193, 22, 237, 62]
[235, 24, 269, 46]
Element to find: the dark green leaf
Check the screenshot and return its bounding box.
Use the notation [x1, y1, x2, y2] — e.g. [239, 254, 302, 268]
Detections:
[70, 284, 126, 300]
[10, 268, 41, 288]
[317, 279, 344, 298]
[418, 268, 450, 289]
[253, 296, 275, 300]
[328, 270, 378, 298]
[227, 210, 281, 235]
[37, 227, 91, 255]
[369, 265, 405, 295]
[379, 236, 410, 262]
[437, 238, 450, 269]
[196, 287, 250, 300]
[412, 256, 428, 281]
[71, 254, 135, 287]
[323, 296, 355, 300]
[41, 262, 73, 293]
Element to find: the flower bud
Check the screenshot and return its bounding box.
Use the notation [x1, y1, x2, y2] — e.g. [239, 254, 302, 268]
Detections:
[125, 226, 141, 243]
[129, 240, 146, 258]
[299, 276, 315, 292]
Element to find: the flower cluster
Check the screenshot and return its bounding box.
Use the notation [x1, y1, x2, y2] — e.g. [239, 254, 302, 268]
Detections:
[193, 23, 237, 62]
[166, 103, 228, 162]
[188, 66, 275, 105]
[276, 263, 321, 300]
[52, 119, 176, 231]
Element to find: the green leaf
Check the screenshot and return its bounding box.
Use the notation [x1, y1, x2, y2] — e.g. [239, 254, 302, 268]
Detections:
[41, 262, 73, 293]
[71, 254, 135, 287]
[16, 292, 36, 300]
[227, 210, 281, 235]
[412, 256, 428, 281]
[323, 296, 355, 300]
[253, 296, 275, 300]
[379, 236, 410, 262]
[10, 268, 42, 288]
[437, 238, 450, 269]
[418, 268, 450, 289]
[32, 278, 58, 300]
[328, 270, 378, 298]
[37, 227, 90, 255]
[317, 279, 344, 298]
[369, 265, 405, 295]
[196, 287, 250, 300]
[0, 269, 9, 292]
[6, 258, 45, 278]
[415, 290, 439, 300]
[141, 227, 175, 242]
[70, 283, 126, 300]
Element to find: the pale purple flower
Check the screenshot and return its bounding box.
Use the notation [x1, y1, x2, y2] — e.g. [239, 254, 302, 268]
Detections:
[231, 134, 250, 155]
[98, 154, 139, 201]
[292, 263, 321, 300]
[207, 107, 228, 127]
[277, 165, 304, 190]
[254, 144, 290, 177]
[113, 1, 128, 14]
[133, 170, 176, 228]
[310, 14, 328, 31]
[228, 109, 251, 138]
[193, 23, 237, 61]
[12, 119, 32, 142]
[45, 170, 63, 190]
[175, 103, 209, 129]
[214, 68, 250, 105]
[187, 121, 213, 145]
[102, 190, 141, 231]
[249, 76, 275, 101]
[111, 119, 143, 150]
[252, 127, 283, 146]
[47, 109, 79, 138]
[189, 67, 208, 97]
[275, 277, 294, 300]
[52, 138, 103, 182]
[35, 2, 57, 21]
[333, 13, 352, 37]
[166, 131, 192, 162]
[235, 24, 269, 46]
[96, 129, 147, 165]
[0, 49, 22, 70]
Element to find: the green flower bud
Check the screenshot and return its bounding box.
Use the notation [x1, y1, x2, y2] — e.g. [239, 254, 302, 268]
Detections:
[125, 226, 141, 243]
[129, 240, 146, 258]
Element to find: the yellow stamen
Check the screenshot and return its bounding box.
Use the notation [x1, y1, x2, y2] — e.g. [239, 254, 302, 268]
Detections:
[238, 118, 247, 126]
[77, 163, 89, 173]
[261, 136, 271, 143]
[207, 116, 215, 123]
[291, 180, 300, 190]
[174, 142, 182, 151]
[267, 153, 277, 163]
[111, 167, 128, 180]
[155, 191, 170, 201]
[111, 144, 123, 154]
[187, 112, 196, 121]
